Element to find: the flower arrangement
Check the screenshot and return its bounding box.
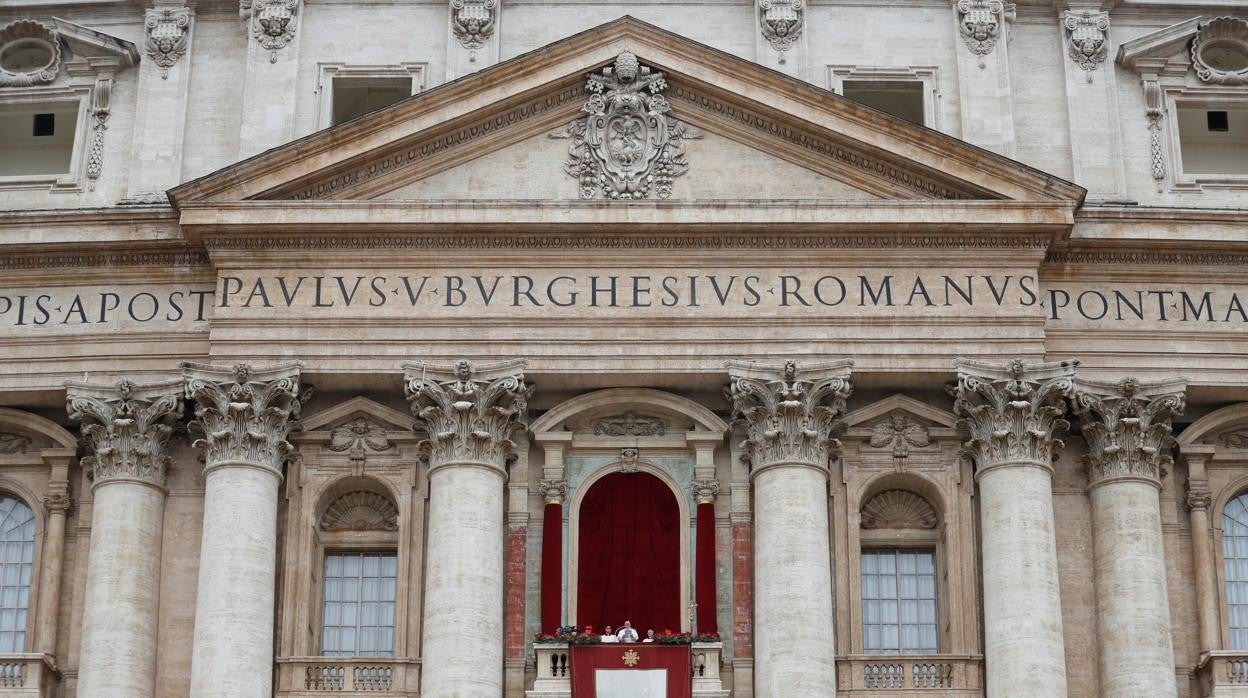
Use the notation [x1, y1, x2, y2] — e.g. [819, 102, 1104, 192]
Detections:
[533, 625, 601, 644]
[653, 629, 693, 645]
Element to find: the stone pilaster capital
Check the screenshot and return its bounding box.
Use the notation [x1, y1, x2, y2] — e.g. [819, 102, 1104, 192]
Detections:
[42, 490, 73, 516]
[66, 377, 185, 489]
[402, 359, 531, 473]
[952, 358, 1078, 474]
[1072, 376, 1186, 489]
[538, 478, 566, 505]
[725, 359, 853, 472]
[693, 478, 721, 504]
[181, 361, 305, 476]
[1186, 487, 1213, 513]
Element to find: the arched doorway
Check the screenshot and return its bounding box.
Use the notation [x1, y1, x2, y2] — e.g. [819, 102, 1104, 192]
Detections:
[576, 471, 681, 633]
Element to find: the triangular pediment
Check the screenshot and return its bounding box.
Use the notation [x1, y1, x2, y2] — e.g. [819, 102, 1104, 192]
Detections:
[170, 17, 1083, 215]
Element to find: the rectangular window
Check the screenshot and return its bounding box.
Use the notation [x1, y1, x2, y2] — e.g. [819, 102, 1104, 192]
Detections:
[1178, 107, 1248, 176]
[841, 80, 926, 126]
[861, 548, 937, 654]
[0, 102, 79, 177]
[321, 552, 398, 657]
[332, 77, 413, 126]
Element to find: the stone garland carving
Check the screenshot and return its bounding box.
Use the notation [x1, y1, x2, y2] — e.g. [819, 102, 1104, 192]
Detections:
[402, 359, 530, 470]
[727, 359, 854, 470]
[954, 0, 1014, 67]
[693, 478, 720, 504]
[1072, 377, 1186, 487]
[591, 412, 667, 437]
[66, 378, 185, 487]
[320, 491, 399, 531]
[144, 7, 191, 79]
[241, 0, 300, 62]
[867, 412, 931, 460]
[0, 433, 32, 455]
[1062, 10, 1109, 80]
[860, 490, 937, 530]
[1219, 431, 1248, 449]
[329, 417, 392, 467]
[182, 361, 305, 473]
[450, 0, 496, 51]
[951, 358, 1078, 469]
[1192, 17, 1248, 86]
[0, 20, 61, 87]
[1143, 80, 1166, 181]
[549, 51, 702, 200]
[85, 77, 111, 187]
[757, 0, 804, 55]
[538, 478, 567, 505]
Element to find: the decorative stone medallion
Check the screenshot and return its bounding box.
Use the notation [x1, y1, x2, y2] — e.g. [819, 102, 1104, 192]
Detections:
[758, 0, 804, 54]
[450, 0, 496, 50]
[1192, 17, 1248, 85]
[145, 7, 192, 78]
[1062, 10, 1109, 79]
[0, 20, 61, 87]
[955, 0, 1013, 64]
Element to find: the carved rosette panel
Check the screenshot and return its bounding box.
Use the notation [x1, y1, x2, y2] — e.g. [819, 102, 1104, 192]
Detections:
[450, 0, 496, 50]
[1062, 10, 1109, 77]
[66, 378, 185, 488]
[145, 7, 191, 78]
[1192, 18, 1248, 86]
[758, 0, 804, 53]
[549, 51, 702, 200]
[0, 21, 61, 87]
[726, 359, 853, 471]
[954, 0, 1013, 60]
[321, 491, 399, 531]
[242, 0, 300, 61]
[861, 490, 937, 530]
[182, 361, 305, 474]
[952, 358, 1078, 470]
[1073, 377, 1186, 488]
[402, 359, 530, 472]
[539, 478, 567, 505]
[867, 413, 931, 459]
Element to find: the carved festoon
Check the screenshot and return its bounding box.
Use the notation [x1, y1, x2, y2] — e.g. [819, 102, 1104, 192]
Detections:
[0, 433, 32, 455]
[241, 0, 299, 61]
[66, 378, 185, 487]
[693, 478, 720, 504]
[549, 51, 701, 200]
[0, 20, 61, 87]
[402, 359, 530, 471]
[1062, 10, 1109, 79]
[868, 412, 931, 460]
[539, 478, 567, 505]
[85, 77, 111, 186]
[952, 358, 1078, 470]
[321, 491, 399, 531]
[726, 359, 854, 471]
[1192, 17, 1248, 85]
[592, 412, 667, 437]
[758, 0, 804, 54]
[182, 361, 305, 474]
[329, 417, 392, 467]
[954, 0, 1014, 63]
[1073, 377, 1186, 487]
[1219, 431, 1248, 448]
[144, 7, 191, 78]
[450, 0, 496, 50]
[861, 490, 938, 530]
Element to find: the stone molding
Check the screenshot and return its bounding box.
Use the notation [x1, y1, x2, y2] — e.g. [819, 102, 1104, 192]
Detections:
[1062, 10, 1109, 78]
[952, 358, 1078, 473]
[450, 0, 496, 50]
[538, 478, 566, 505]
[1073, 377, 1186, 488]
[0, 249, 208, 271]
[954, 0, 1014, 62]
[757, 0, 803, 53]
[66, 377, 185, 488]
[402, 359, 530, 473]
[144, 7, 191, 78]
[726, 359, 853, 472]
[182, 361, 305, 475]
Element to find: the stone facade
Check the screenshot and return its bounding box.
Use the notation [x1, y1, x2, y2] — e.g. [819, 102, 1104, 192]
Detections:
[0, 2, 1246, 697]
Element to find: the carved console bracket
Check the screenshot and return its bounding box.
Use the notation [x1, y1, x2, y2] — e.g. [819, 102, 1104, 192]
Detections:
[144, 7, 192, 78]
[66, 377, 185, 488]
[1062, 10, 1109, 81]
[1073, 376, 1186, 488]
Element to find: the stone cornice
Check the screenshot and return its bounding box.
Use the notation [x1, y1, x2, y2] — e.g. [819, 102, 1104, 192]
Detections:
[726, 359, 853, 472]
[0, 248, 210, 271]
[181, 361, 305, 475]
[66, 377, 185, 489]
[1073, 376, 1186, 488]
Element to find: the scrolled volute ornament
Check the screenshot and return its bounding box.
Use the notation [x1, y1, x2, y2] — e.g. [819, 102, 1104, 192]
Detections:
[144, 7, 191, 78]
[726, 359, 853, 472]
[1072, 376, 1186, 488]
[66, 377, 185, 488]
[955, 0, 1014, 66]
[1062, 10, 1109, 79]
[181, 361, 305, 475]
[951, 358, 1078, 472]
[402, 359, 531, 473]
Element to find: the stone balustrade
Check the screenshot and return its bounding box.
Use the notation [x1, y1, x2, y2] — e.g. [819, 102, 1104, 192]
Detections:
[1194, 651, 1248, 695]
[275, 656, 419, 696]
[836, 654, 983, 695]
[0, 653, 59, 696]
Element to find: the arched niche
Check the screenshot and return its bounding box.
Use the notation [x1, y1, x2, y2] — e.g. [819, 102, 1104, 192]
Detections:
[531, 387, 728, 444]
[0, 407, 77, 455]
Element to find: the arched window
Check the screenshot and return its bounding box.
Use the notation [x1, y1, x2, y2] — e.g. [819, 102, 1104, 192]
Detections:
[859, 489, 939, 654]
[318, 490, 399, 657]
[0, 496, 34, 653]
[1223, 492, 1248, 649]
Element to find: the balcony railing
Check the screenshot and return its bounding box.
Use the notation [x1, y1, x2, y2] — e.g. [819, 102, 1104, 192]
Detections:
[0, 653, 59, 696]
[527, 642, 729, 698]
[1194, 650, 1248, 696]
[837, 654, 983, 695]
[276, 656, 418, 696]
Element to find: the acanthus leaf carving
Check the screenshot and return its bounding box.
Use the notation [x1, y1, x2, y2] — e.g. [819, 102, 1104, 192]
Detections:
[539, 478, 567, 505]
[66, 377, 185, 488]
[861, 490, 937, 530]
[955, 0, 1014, 66]
[321, 491, 398, 532]
[591, 412, 667, 437]
[549, 51, 701, 200]
[1062, 10, 1109, 80]
[144, 7, 191, 78]
[450, 0, 496, 51]
[182, 361, 305, 474]
[1073, 377, 1186, 488]
[867, 412, 931, 460]
[0, 433, 32, 455]
[952, 358, 1078, 471]
[757, 0, 804, 54]
[402, 359, 530, 472]
[693, 478, 720, 504]
[727, 359, 854, 471]
[242, 0, 300, 62]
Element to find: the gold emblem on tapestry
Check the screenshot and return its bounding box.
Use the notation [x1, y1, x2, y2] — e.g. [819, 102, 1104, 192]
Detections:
[622, 649, 640, 667]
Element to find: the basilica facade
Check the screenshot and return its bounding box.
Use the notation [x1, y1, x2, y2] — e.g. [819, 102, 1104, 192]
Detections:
[0, 1, 1247, 697]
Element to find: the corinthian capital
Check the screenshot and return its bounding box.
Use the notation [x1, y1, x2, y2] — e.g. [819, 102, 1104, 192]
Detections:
[726, 359, 853, 471]
[181, 361, 305, 474]
[402, 359, 531, 472]
[952, 358, 1078, 472]
[66, 377, 185, 488]
[1073, 377, 1186, 488]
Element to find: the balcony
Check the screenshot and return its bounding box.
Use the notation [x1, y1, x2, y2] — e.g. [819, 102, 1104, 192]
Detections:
[0, 654, 59, 696]
[527, 642, 728, 698]
[837, 655, 983, 696]
[276, 656, 419, 696]
[1194, 650, 1248, 697]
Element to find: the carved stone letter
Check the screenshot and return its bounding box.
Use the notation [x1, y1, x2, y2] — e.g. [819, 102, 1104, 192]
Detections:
[67, 377, 185, 488]
[181, 361, 305, 473]
[726, 359, 854, 471]
[952, 357, 1078, 470]
[1073, 377, 1186, 487]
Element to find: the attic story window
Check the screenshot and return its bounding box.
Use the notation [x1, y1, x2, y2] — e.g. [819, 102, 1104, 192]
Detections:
[331, 77, 413, 126]
[0, 102, 77, 176]
[842, 80, 925, 126]
[1178, 107, 1248, 176]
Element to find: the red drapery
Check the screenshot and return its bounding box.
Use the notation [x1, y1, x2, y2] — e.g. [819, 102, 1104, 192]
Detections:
[541, 501, 563, 633]
[569, 644, 692, 698]
[695, 501, 717, 635]
[577, 472, 681, 633]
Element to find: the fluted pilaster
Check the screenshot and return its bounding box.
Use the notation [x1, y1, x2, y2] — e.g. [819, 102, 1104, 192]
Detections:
[953, 357, 1076, 698]
[727, 359, 851, 697]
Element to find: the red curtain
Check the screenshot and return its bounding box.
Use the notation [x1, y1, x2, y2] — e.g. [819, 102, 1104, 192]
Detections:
[541, 502, 563, 633]
[577, 472, 681, 633]
[695, 501, 717, 635]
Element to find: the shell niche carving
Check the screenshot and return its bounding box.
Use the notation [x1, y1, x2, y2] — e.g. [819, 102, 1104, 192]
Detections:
[321, 491, 399, 532]
[860, 489, 937, 530]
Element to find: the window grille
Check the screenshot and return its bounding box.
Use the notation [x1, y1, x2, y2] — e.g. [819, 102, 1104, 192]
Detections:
[861, 548, 937, 654]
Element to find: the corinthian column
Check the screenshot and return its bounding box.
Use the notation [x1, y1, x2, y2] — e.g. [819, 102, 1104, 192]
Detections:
[1073, 377, 1185, 698]
[183, 361, 304, 698]
[66, 378, 184, 698]
[403, 359, 530, 697]
[953, 358, 1077, 697]
[726, 359, 852, 696]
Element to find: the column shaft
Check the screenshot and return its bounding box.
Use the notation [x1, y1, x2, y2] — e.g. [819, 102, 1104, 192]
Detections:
[1190, 502, 1220, 652]
[78, 482, 165, 697]
[695, 499, 718, 635]
[34, 504, 66, 656]
[540, 500, 563, 633]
